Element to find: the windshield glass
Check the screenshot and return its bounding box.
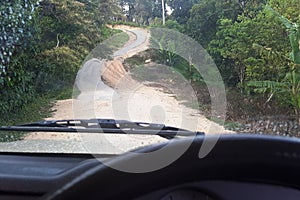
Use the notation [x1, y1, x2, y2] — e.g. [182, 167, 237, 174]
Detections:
[0, 0, 299, 154]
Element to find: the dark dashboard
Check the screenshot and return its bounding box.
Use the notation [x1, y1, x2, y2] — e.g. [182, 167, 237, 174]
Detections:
[0, 135, 300, 200]
[0, 153, 107, 199]
[0, 154, 300, 200]
[137, 181, 300, 200]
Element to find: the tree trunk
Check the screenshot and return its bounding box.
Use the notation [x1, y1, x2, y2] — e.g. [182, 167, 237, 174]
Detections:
[295, 108, 300, 124]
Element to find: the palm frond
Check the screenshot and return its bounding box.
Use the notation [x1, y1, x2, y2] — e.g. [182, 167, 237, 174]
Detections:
[247, 80, 287, 94]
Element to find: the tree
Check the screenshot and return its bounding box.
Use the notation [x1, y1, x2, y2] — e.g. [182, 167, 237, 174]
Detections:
[0, 0, 40, 114]
[119, 0, 135, 21]
[0, 0, 40, 85]
[209, 5, 290, 88]
[267, 6, 300, 64]
[31, 0, 121, 92]
[166, 0, 195, 24]
[248, 6, 300, 120]
[90, 0, 123, 23]
[269, 0, 300, 24]
[186, 0, 242, 48]
[119, 0, 164, 25]
[0, 0, 121, 114]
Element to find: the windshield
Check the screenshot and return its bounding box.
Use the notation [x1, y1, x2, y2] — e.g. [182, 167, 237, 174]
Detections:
[0, 0, 299, 154]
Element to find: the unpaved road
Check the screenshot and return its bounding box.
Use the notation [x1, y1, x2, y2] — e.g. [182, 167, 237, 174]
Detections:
[1, 26, 231, 154]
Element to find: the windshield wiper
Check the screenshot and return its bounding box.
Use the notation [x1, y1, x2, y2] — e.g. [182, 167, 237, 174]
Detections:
[0, 119, 204, 140]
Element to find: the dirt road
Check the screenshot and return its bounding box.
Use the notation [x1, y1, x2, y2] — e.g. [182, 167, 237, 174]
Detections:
[14, 26, 231, 154]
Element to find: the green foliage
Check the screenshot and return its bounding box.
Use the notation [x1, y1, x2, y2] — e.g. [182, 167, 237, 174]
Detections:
[160, 0, 300, 120]
[248, 80, 287, 94]
[109, 21, 141, 27]
[265, 5, 300, 64]
[34, 46, 82, 92]
[248, 70, 300, 116]
[269, 0, 300, 23]
[1, 0, 300, 131]
[0, 94, 54, 142]
[166, 0, 195, 24]
[0, 0, 40, 83]
[119, 0, 164, 25]
[247, 3, 300, 118]
[150, 19, 183, 31]
[209, 116, 244, 131]
[151, 34, 177, 65]
[163, 20, 184, 32]
[186, 0, 242, 48]
[209, 6, 290, 87]
[150, 28, 207, 83]
[24, 0, 108, 94]
[0, 46, 37, 114]
[149, 17, 164, 27]
[0, 0, 121, 117]
[87, 31, 129, 61]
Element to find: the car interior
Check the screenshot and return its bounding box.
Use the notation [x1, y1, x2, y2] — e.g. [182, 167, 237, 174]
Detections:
[0, 134, 300, 200]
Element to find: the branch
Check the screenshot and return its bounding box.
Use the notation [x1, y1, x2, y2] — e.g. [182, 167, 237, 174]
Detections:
[55, 34, 60, 48]
[266, 93, 274, 103]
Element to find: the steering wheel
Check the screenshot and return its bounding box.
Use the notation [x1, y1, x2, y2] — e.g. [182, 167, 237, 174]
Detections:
[45, 134, 300, 199]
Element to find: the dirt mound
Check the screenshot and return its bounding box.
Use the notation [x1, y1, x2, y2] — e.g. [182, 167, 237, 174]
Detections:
[102, 60, 131, 88]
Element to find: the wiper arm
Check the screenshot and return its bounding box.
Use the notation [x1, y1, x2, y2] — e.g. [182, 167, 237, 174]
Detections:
[0, 119, 204, 140]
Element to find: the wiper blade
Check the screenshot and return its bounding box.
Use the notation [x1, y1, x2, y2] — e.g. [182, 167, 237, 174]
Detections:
[0, 119, 204, 140]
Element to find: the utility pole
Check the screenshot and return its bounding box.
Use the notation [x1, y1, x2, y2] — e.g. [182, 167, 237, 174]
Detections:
[162, 0, 165, 25]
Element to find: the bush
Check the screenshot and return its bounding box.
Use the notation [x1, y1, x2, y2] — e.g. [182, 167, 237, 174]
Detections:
[0, 0, 118, 115]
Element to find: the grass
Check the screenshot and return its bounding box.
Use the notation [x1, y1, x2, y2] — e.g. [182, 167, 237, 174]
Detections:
[131, 65, 160, 81]
[125, 55, 147, 66]
[180, 101, 201, 110]
[209, 116, 244, 131]
[55, 86, 81, 100]
[0, 84, 81, 142]
[0, 95, 54, 142]
[85, 31, 130, 61]
[108, 21, 147, 28]
[106, 31, 130, 50]
[0, 84, 84, 143]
